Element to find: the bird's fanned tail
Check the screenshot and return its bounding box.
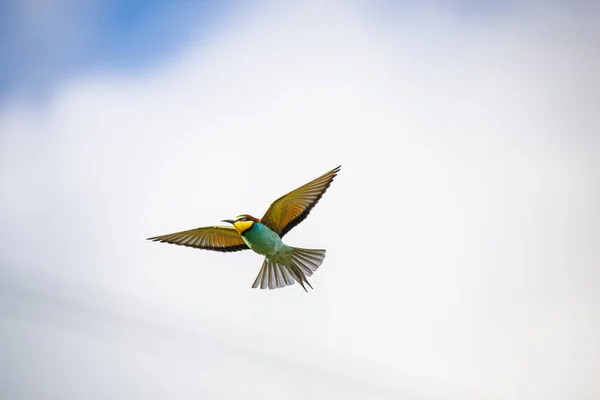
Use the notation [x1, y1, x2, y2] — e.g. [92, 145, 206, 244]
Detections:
[252, 258, 295, 290]
[252, 247, 326, 291]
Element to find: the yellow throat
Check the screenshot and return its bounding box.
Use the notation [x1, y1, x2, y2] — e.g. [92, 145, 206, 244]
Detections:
[233, 220, 254, 234]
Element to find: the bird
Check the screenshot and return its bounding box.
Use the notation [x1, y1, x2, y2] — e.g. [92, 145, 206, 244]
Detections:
[147, 165, 341, 291]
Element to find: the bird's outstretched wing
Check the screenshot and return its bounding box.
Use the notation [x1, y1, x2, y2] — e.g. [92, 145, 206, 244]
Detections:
[147, 226, 249, 252]
[261, 165, 341, 238]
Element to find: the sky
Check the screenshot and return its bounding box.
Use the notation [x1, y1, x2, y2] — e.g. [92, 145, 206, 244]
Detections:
[1, 0, 599, 399]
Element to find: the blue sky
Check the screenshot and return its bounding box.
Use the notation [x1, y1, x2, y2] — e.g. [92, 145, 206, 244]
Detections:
[0, 0, 236, 103]
[0, 0, 551, 105]
[1, 0, 594, 105]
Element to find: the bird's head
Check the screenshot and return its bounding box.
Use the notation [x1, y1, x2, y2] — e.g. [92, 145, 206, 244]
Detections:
[222, 214, 259, 234]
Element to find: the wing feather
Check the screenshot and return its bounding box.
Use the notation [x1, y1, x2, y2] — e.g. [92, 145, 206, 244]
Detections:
[147, 226, 249, 253]
[261, 166, 341, 237]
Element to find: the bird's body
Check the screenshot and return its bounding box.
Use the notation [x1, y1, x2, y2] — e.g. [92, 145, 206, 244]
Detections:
[239, 221, 288, 256]
[148, 166, 341, 291]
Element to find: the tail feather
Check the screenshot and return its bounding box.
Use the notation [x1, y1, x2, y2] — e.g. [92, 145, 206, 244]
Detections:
[288, 261, 312, 292]
[251, 247, 326, 291]
[293, 252, 322, 274]
[252, 258, 295, 290]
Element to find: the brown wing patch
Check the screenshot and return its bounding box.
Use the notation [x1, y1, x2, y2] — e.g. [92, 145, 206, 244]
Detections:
[261, 166, 341, 237]
[147, 226, 249, 252]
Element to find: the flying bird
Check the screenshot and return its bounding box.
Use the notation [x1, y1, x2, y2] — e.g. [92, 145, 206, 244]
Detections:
[148, 166, 341, 291]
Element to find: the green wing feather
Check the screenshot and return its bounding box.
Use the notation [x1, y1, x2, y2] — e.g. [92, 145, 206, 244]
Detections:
[261, 165, 341, 237]
[147, 226, 249, 252]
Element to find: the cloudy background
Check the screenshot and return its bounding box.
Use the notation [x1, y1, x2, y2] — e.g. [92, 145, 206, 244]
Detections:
[1, 0, 599, 399]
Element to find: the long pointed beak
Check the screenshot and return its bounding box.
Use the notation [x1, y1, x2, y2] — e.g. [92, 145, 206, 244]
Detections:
[222, 219, 235, 225]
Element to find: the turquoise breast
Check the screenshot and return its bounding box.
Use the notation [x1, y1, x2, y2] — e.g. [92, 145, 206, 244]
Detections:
[242, 223, 286, 256]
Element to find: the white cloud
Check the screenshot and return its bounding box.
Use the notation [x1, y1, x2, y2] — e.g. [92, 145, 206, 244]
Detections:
[1, 1, 599, 399]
